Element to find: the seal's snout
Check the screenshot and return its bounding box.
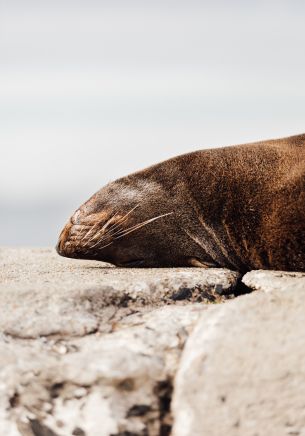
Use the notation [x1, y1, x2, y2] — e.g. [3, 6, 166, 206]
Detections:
[56, 219, 74, 257]
[55, 239, 64, 256]
[56, 207, 117, 260]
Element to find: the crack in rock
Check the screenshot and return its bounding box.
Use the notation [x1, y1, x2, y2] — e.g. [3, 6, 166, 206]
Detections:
[0, 248, 249, 435]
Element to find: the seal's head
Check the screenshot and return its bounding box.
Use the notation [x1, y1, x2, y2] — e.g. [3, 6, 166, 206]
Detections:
[57, 134, 305, 271]
[56, 171, 205, 267]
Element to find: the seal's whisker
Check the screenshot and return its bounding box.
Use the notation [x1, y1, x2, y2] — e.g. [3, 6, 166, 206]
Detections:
[90, 212, 172, 249]
[86, 212, 129, 244]
[101, 211, 121, 232]
[87, 215, 124, 248]
[100, 205, 139, 237]
[117, 212, 173, 236]
[81, 221, 100, 243]
[90, 238, 105, 249]
[83, 204, 140, 247]
[107, 204, 140, 233]
[81, 215, 113, 246]
[119, 204, 140, 221]
[90, 237, 114, 249]
[88, 221, 129, 246]
[97, 241, 114, 250]
[88, 228, 118, 247]
[114, 212, 173, 240]
[82, 210, 122, 246]
[115, 222, 154, 238]
[82, 239, 114, 253]
[88, 220, 114, 242]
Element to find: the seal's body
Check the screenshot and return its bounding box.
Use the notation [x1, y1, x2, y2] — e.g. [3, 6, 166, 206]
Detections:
[57, 134, 305, 272]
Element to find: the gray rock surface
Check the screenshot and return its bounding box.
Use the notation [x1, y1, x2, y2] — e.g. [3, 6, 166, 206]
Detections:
[2, 248, 304, 436]
[0, 248, 239, 339]
[172, 282, 305, 436]
[0, 248, 240, 436]
[243, 269, 305, 292]
[0, 304, 203, 436]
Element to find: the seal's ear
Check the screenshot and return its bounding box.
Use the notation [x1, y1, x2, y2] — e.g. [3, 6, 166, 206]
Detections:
[186, 257, 217, 268]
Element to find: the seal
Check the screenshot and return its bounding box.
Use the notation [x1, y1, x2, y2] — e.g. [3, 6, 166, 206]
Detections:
[56, 133, 305, 272]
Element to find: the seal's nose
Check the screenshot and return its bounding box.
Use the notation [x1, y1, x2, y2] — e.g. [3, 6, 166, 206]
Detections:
[56, 219, 73, 257]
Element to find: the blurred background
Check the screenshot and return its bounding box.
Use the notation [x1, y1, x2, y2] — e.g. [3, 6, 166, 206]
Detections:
[1, 0, 304, 246]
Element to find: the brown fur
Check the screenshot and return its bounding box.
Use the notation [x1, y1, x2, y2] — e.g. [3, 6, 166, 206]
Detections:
[57, 133, 305, 272]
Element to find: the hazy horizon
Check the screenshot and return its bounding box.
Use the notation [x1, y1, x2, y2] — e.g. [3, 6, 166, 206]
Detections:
[1, 0, 305, 245]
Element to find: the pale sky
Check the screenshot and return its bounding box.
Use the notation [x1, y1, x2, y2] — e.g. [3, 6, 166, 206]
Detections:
[1, 0, 305, 245]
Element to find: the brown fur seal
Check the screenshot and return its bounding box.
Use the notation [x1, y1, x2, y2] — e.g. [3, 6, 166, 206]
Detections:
[56, 133, 305, 273]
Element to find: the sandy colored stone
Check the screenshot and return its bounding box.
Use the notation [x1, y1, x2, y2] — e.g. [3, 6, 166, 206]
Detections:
[243, 269, 305, 292]
[0, 248, 239, 338]
[0, 305, 203, 436]
[172, 287, 305, 436]
[2, 247, 305, 435]
[0, 247, 242, 435]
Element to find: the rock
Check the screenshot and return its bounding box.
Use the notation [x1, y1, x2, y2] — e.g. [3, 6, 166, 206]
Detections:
[0, 248, 239, 339]
[0, 305, 202, 436]
[2, 248, 305, 435]
[0, 248, 240, 435]
[243, 269, 305, 292]
[172, 287, 305, 436]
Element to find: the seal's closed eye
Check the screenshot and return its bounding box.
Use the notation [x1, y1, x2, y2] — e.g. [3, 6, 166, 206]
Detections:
[117, 259, 146, 267]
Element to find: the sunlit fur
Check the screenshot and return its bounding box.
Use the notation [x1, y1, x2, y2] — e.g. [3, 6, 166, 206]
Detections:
[57, 133, 305, 272]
